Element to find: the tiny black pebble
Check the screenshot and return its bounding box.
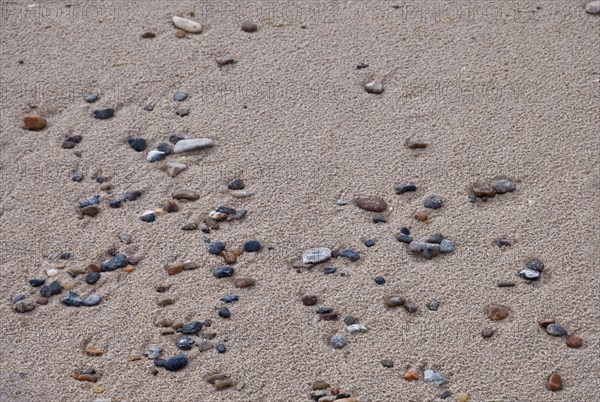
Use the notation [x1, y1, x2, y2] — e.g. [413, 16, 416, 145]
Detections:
[65, 135, 82, 143]
[216, 343, 226, 353]
[323, 267, 337, 275]
[92, 108, 114, 119]
[495, 239, 512, 248]
[29, 278, 45, 287]
[374, 276, 386, 285]
[218, 307, 231, 318]
[400, 227, 410, 235]
[364, 239, 375, 247]
[85, 272, 101, 285]
[109, 199, 122, 208]
[317, 307, 333, 314]
[59, 252, 71, 260]
[356, 62, 369, 69]
[372, 217, 387, 223]
[127, 138, 147, 152]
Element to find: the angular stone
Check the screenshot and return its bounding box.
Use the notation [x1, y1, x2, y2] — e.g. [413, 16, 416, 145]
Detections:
[213, 266, 234, 278]
[409, 241, 440, 259]
[14, 299, 35, 313]
[471, 183, 496, 198]
[164, 162, 187, 178]
[381, 359, 394, 368]
[424, 369, 446, 385]
[198, 340, 213, 352]
[355, 196, 387, 212]
[302, 248, 332, 264]
[173, 138, 213, 153]
[346, 324, 367, 333]
[172, 188, 199, 200]
[538, 318, 556, 327]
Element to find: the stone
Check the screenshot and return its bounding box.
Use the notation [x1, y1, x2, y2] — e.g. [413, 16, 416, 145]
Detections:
[177, 321, 202, 335]
[146, 346, 161, 359]
[157, 297, 175, 307]
[426, 233, 444, 244]
[217, 55, 236, 67]
[216, 206, 237, 215]
[457, 393, 470, 402]
[471, 183, 496, 198]
[164, 162, 187, 178]
[169, 133, 185, 144]
[175, 29, 186, 38]
[423, 195, 443, 209]
[216, 343, 227, 353]
[141, 31, 155, 38]
[381, 359, 394, 368]
[123, 191, 143, 202]
[182, 222, 197, 231]
[65, 135, 82, 144]
[155, 355, 188, 371]
[519, 268, 541, 280]
[395, 183, 417, 194]
[157, 142, 172, 153]
[146, 150, 167, 163]
[312, 380, 329, 390]
[173, 138, 213, 153]
[46, 268, 59, 277]
[92, 108, 114, 119]
[214, 380, 235, 390]
[330, 334, 346, 349]
[546, 324, 568, 336]
[406, 140, 428, 149]
[527, 260, 545, 272]
[404, 303, 418, 313]
[231, 189, 252, 198]
[317, 307, 333, 314]
[321, 313, 338, 321]
[414, 211, 429, 221]
[161, 328, 175, 335]
[547, 373, 562, 391]
[85, 272, 101, 285]
[302, 248, 332, 264]
[384, 296, 406, 308]
[234, 209, 247, 220]
[495, 239, 511, 248]
[404, 371, 420, 381]
[209, 211, 227, 221]
[128, 256, 141, 265]
[487, 305, 509, 321]
[372, 216, 387, 223]
[84, 93, 99, 103]
[61, 140, 75, 149]
[323, 267, 337, 275]
[409, 241, 440, 259]
[167, 264, 184, 276]
[346, 324, 367, 333]
[48, 280, 62, 295]
[234, 276, 256, 288]
[81, 205, 100, 217]
[374, 276, 386, 285]
[497, 281, 515, 287]
[243, 240, 261, 252]
[173, 91, 188, 101]
[491, 180, 516, 194]
[221, 294, 239, 303]
[83, 294, 101, 307]
[164, 200, 179, 213]
[208, 242, 226, 255]
[400, 227, 410, 235]
[482, 328, 495, 338]
[85, 346, 103, 356]
[143, 103, 154, 111]
[364, 239, 375, 247]
[396, 233, 413, 244]
[175, 108, 189, 116]
[228, 178, 245, 190]
[172, 188, 199, 200]
[427, 299, 440, 311]
[14, 299, 35, 313]
[302, 295, 318, 306]
[438, 390, 452, 399]
[221, 249, 242, 264]
[198, 340, 213, 352]
[365, 81, 384, 94]
[62, 291, 82, 307]
[355, 196, 387, 212]
[176, 336, 195, 350]
[339, 249, 360, 261]
[218, 307, 231, 318]
[127, 138, 147, 152]
[72, 372, 98, 382]
[172, 16, 202, 33]
[67, 266, 86, 277]
[439, 239, 454, 253]
[586, 1, 600, 14]
[241, 22, 258, 32]
[565, 336, 582, 348]
[71, 171, 83, 182]
[213, 266, 235, 278]
[424, 369, 446, 385]
[343, 316, 357, 325]
[155, 318, 173, 327]
[108, 199, 122, 208]
[29, 278, 45, 287]
[336, 199, 347, 206]
[101, 254, 128, 271]
[23, 115, 47, 130]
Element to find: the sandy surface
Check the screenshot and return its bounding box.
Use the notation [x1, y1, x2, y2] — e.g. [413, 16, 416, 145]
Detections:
[1, 0, 599, 401]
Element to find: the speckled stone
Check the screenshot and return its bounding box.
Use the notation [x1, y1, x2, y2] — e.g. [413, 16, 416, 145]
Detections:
[330, 334, 346, 349]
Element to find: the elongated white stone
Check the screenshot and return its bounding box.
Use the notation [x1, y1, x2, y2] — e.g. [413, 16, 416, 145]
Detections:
[302, 248, 331, 264]
[173, 138, 213, 153]
[172, 16, 202, 33]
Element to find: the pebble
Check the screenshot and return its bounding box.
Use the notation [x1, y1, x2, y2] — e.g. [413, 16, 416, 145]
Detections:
[302, 295, 318, 306]
[312, 380, 329, 390]
[218, 307, 231, 318]
[404, 303, 418, 313]
[234, 209, 247, 220]
[241, 22, 258, 32]
[147, 150, 166, 162]
[423, 195, 443, 209]
[109, 199, 122, 208]
[155, 318, 173, 327]
[127, 138, 147, 152]
[396, 233, 413, 244]
[61, 140, 75, 149]
[172, 16, 202, 33]
[221, 294, 239, 303]
[85, 346, 103, 357]
[406, 140, 428, 149]
[46, 268, 59, 277]
[143, 103, 154, 111]
[146, 346, 161, 359]
[216, 343, 227, 353]
[157, 142, 173, 155]
[22, 114, 47, 130]
[381, 359, 394, 368]
[336, 199, 347, 206]
[384, 296, 406, 308]
[208, 242, 226, 255]
[84, 93, 99, 103]
[209, 211, 227, 221]
[538, 318, 556, 327]
[177, 321, 202, 335]
[175, 29, 186, 38]
[491, 180, 516, 194]
[234, 276, 256, 288]
[482, 328, 495, 338]
[355, 196, 387, 212]
[330, 334, 347, 349]
[164, 200, 180, 213]
[426, 233, 443, 244]
[356, 62, 369, 69]
[101, 254, 128, 271]
[155, 354, 189, 371]
[374, 276, 386, 285]
[172, 188, 199, 200]
[175, 108, 189, 116]
[439, 239, 454, 253]
[164, 162, 187, 178]
[166, 264, 183, 276]
[71, 171, 83, 182]
[339, 249, 360, 261]
[471, 183, 496, 198]
[231, 189, 252, 198]
[83, 294, 101, 306]
[519, 268, 540, 280]
[72, 372, 98, 382]
[565, 336, 582, 348]
[173, 91, 188, 102]
[157, 297, 175, 307]
[438, 390, 452, 399]
[372, 217, 387, 223]
[527, 260, 545, 272]
[424, 369, 446, 385]
[217, 55, 235, 67]
[173, 138, 214, 153]
[427, 299, 440, 311]
[62, 291, 82, 307]
[228, 178, 245, 190]
[487, 305, 509, 321]
[414, 211, 429, 222]
[80, 194, 100, 208]
[586, 1, 600, 14]
[85, 272, 101, 285]
[404, 371, 420, 381]
[92, 108, 114, 119]
[176, 337, 195, 350]
[123, 191, 142, 202]
[29, 278, 45, 287]
[344, 316, 357, 325]
[213, 266, 235, 278]
[323, 267, 337, 275]
[14, 299, 35, 313]
[141, 31, 155, 38]
[395, 183, 417, 194]
[497, 281, 515, 288]
[365, 81, 384, 94]
[169, 133, 185, 144]
[13, 294, 25, 304]
[36, 297, 48, 305]
[128, 255, 141, 265]
[302, 248, 332, 264]
[547, 373, 562, 391]
[400, 227, 410, 235]
[81, 205, 100, 217]
[221, 249, 242, 264]
[409, 241, 440, 259]
[457, 393, 470, 402]
[182, 222, 198, 231]
[364, 239, 375, 247]
[243, 240, 261, 252]
[346, 324, 367, 333]
[546, 324, 568, 336]
[197, 340, 213, 352]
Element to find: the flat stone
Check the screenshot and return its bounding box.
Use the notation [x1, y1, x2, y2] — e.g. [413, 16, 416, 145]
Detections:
[241, 22, 258, 32]
[586, 1, 600, 14]
[538, 318, 556, 327]
[141, 32, 156, 38]
[155, 354, 188, 371]
[565, 336, 582, 348]
[491, 180, 516, 194]
[519, 268, 541, 280]
[146, 346, 161, 359]
[175, 108, 189, 116]
[404, 303, 418, 313]
[427, 299, 440, 311]
[234, 276, 256, 288]
[495, 239, 512, 248]
[128, 138, 147, 152]
[547, 373, 562, 391]
[182, 222, 197, 231]
[161, 161, 187, 178]
[101, 254, 128, 271]
[166, 264, 183, 276]
[346, 324, 367, 333]
[172, 188, 199, 200]
[62, 291, 82, 307]
[527, 260, 545, 272]
[424, 369, 446, 385]
[312, 380, 330, 390]
[177, 321, 202, 335]
[85, 346, 103, 356]
[409, 241, 440, 259]
[381, 359, 394, 368]
[355, 196, 387, 212]
[487, 305, 509, 321]
[231, 190, 252, 198]
[395, 183, 417, 194]
[172, 16, 202, 33]
[406, 140, 428, 149]
[92, 108, 114, 119]
[423, 195, 443, 209]
[213, 266, 234, 278]
[396, 233, 413, 244]
[339, 249, 360, 261]
[23, 115, 47, 130]
[61, 140, 75, 149]
[83, 294, 101, 306]
[546, 324, 568, 336]
[173, 138, 213, 153]
[497, 281, 515, 288]
[157, 297, 175, 307]
[147, 150, 166, 162]
[383, 296, 406, 308]
[365, 81, 384, 94]
[302, 248, 332, 264]
[221, 249, 242, 264]
[81, 205, 100, 217]
[173, 91, 188, 102]
[427, 233, 444, 244]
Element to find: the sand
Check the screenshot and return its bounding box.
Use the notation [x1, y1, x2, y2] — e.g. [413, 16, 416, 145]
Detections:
[1, 0, 599, 401]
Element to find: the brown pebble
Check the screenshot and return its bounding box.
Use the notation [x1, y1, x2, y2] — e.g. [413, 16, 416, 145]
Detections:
[302, 295, 318, 306]
[123, 265, 135, 273]
[547, 372, 562, 391]
[72, 372, 98, 382]
[565, 336, 582, 348]
[128, 355, 141, 361]
[234, 276, 256, 288]
[61, 281, 75, 290]
[85, 346, 103, 357]
[164, 200, 179, 213]
[221, 249, 242, 264]
[36, 296, 49, 305]
[414, 211, 429, 222]
[406, 139, 428, 149]
[241, 22, 258, 32]
[155, 318, 173, 327]
[331, 387, 340, 395]
[487, 305, 509, 321]
[141, 31, 156, 38]
[214, 379, 235, 390]
[471, 183, 496, 198]
[166, 264, 183, 276]
[355, 196, 387, 212]
[171, 322, 184, 330]
[175, 29, 186, 38]
[207, 373, 229, 384]
[204, 219, 220, 229]
[23, 114, 47, 130]
[404, 371, 420, 381]
[81, 205, 100, 217]
[481, 328, 495, 338]
[87, 263, 101, 272]
[312, 380, 330, 390]
[160, 328, 175, 335]
[91, 385, 105, 394]
[157, 297, 175, 307]
[497, 281, 515, 287]
[321, 312, 338, 321]
[538, 318, 556, 327]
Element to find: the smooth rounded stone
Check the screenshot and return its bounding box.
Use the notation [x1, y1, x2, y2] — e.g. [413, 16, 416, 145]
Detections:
[471, 183, 496, 198]
[497, 281, 515, 288]
[217, 55, 236, 67]
[29, 278, 45, 287]
[22, 114, 47, 130]
[424, 369, 446, 385]
[208, 242, 226, 255]
[317, 307, 333, 315]
[346, 324, 367, 333]
[46, 268, 59, 277]
[213, 266, 235, 278]
[404, 371, 420, 381]
[312, 380, 329, 391]
[527, 260, 545, 272]
[164, 162, 187, 178]
[172, 16, 202, 33]
[81, 205, 100, 217]
[423, 195, 443, 209]
[169, 133, 185, 144]
[84, 93, 99, 103]
[374, 276, 386, 285]
[384, 296, 406, 308]
[381, 359, 394, 368]
[487, 305, 509, 321]
[128, 256, 141, 266]
[340, 249, 360, 261]
[227, 178, 245, 190]
[409, 241, 440, 259]
[400, 227, 410, 235]
[216, 205, 237, 215]
[71, 171, 83, 182]
[457, 393, 469, 402]
[172, 188, 199, 200]
[519, 268, 541, 280]
[586, 1, 600, 14]
[36, 297, 49, 305]
[216, 343, 227, 353]
[101, 254, 128, 272]
[166, 264, 183, 276]
[108, 199, 122, 208]
[243, 240, 261, 252]
[356, 62, 369, 69]
[208, 211, 227, 221]
[546, 324, 568, 336]
[330, 334, 347, 349]
[414, 211, 429, 222]
[221, 249, 242, 264]
[439, 239, 454, 253]
[173, 138, 213, 153]
[491, 180, 516, 194]
[175, 108, 189, 117]
[147, 150, 166, 162]
[481, 328, 495, 338]
[231, 189, 252, 198]
[396, 233, 413, 244]
[14, 299, 35, 313]
[302, 295, 318, 306]
[48, 280, 62, 295]
[241, 21, 258, 32]
[173, 91, 188, 102]
[302, 248, 332, 264]
[176, 336, 195, 350]
[565, 336, 583, 348]
[406, 140, 428, 149]
[65, 135, 82, 144]
[83, 295, 101, 306]
[175, 29, 186, 38]
[177, 321, 202, 335]
[218, 307, 231, 318]
[155, 354, 189, 371]
[234, 210, 247, 220]
[336, 199, 347, 206]
[404, 303, 418, 314]
[143, 103, 154, 111]
[395, 183, 417, 194]
[323, 267, 337, 275]
[427, 299, 440, 311]
[197, 340, 213, 352]
[365, 81, 384, 94]
[85, 272, 101, 285]
[547, 373, 562, 391]
[344, 316, 357, 325]
[220, 294, 239, 303]
[61, 140, 75, 149]
[234, 276, 256, 288]
[92, 108, 114, 119]
[427, 233, 444, 244]
[62, 291, 82, 307]
[157, 297, 175, 307]
[355, 196, 387, 212]
[495, 239, 511, 248]
[127, 137, 147, 152]
[140, 31, 156, 38]
[85, 345, 103, 357]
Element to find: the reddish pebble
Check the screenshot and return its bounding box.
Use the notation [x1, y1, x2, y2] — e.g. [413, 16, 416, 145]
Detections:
[302, 295, 318, 306]
[166, 264, 183, 275]
[565, 336, 582, 348]
[487, 304, 509, 321]
[538, 318, 556, 327]
[404, 371, 420, 381]
[87, 263, 101, 272]
[547, 373, 562, 391]
[36, 297, 49, 305]
[241, 22, 258, 32]
[414, 211, 429, 222]
[23, 115, 47, 130]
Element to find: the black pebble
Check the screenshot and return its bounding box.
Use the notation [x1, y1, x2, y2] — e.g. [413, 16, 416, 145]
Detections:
[400, 227, 410, 235]
[208, 242, 226, 255]
[317, 307, 333, 314]
[356, 62, 369, 69]
[395, 183, 417, 194]
[323, 267, 337, 275]
[155, 355, 188, 371]
[61, 141, 75, 149]
[243, 240, 261, 252]
[123, 191, 142, 202]
[141, 214, 155, 223]
[127, 138, 147, 152]
[48, 280, 62, 295]
[216, 205, 236, 215]
[396, 234, 413, 244]
[468, 194, 477, 203]
[344, 316, 357, 325]
[213, 266, 235, 278]
[220, 294, 239, 303]
[85, 272, 101, 285]
[336, 394, 351, 399]
[528, 260, 545, 272]
[156, 142, 172, 154]
[177, 321, 203, 335]
[92, 108, 114, 119]
[218, 307, 231, 318]
[29, 278, 45, 287]
[109, 199, 122, 208]
[495, 239, 511, 248]
[372, 217, 387, 223]
[216, 343, 226, 353]
[65, 135, 82, 143]
[374, 276, 386, 285]
[101, 253, 128, 271]
[427, 233, 444, 244]
[176, 337, 195, 350]
[169, 133, 185, 144]
[59, 252, 71, 260]
[228, 179, 245, 190]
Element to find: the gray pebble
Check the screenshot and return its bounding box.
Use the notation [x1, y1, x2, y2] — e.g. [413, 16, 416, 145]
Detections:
[423, 195, 443, 209]
[427, 233, 444, 244]
[365, 81, 383, 94]
[83, 294, 102, 306]
[336, 199, 347, 206]
[424, 369, 446, 385]
[404, 303, 418, 314]
[427, 299, 440, 311]
[302, 248, 332, 264]
[586, 1, 600, 14]
[173, 91, 188, 102]
[176, 108, 189, 117]
[330, 334, 347, 349]
[176, 336, 195, 350]
[85, 93, 99, 103]
[381, 359, 394, 368]
[344, 316, 357, 325]
[71, 171, 83, 182]
[519, 268, 540, 280]
[491, 179, 516, 194]
[439, 239, 454, 253]
[146, 346, 161, 359]
[409, 241, 440, 259]
[546, 323, 568, 336]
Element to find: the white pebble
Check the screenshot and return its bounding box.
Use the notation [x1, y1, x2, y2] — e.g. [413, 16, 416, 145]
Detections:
[46, 268, 58, 277]
[231, 190, 253, 198]
[346, 324, 368, 333]
[172, 16, 202, 33]
[586, 1, 600, 14]
[365, 81, 384, 94]
[173, 138, 213, 153]
[147, 150, 165, 162]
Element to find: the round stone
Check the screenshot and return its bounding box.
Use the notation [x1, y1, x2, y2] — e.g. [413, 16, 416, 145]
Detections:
[85, 272, 101, 285]
[404, 371, 420, 381]
[365, 81, 384, 94]
[374, 276, 386, 285]
[14, 299, 35, 313]
[414, 211, 429, 221]
[344, 316, 357, 325]
[439, 239, 454, 253]
[22, 115, 47, 130]
[586, 1, 600, 14]
[29, 278, 45, 287]
[423, 195, 443, 209]
[330, 334, 347, 349]
[491, 179, 516, 194]
[426, 299, 440, 311]
[83, 294, 101, 306]
[176, 337, 195, 350]
[218, 307, 231, 318]
[302, 295, 318, 306]
[546, 324, 568, 336]
[228, 178, 245, 190]
[487, 305, 509, 321]
[565, 336, 582, 348]
[84, 93, 99, 103]
[241, 22, 258, 32]
[173, 91, 188, 101]
[175, 108, 189, 117]
[213, 266, 235, 278]
[216, 343, 227, 353]
[355, 196, 387, 212]
[427, 233, 444, 244]
[208, 242, 226, 255]
[243, 240, 261, 252]
[92, 108, 114, 119]
[46, 268, 59, 277]
[302, 248, 332, 264]
[364, 239, 375, 247]
[547, 373, 562, 391]
[323, 267, 337, 275]
[336, 199, 347, 206]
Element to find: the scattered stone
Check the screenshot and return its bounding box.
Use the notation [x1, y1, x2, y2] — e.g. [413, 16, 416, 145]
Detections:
[330, 334, 346, 349]
[231, 189, 252, 198]
[373, 217, 387, 223]
[172, 16, 202, 33]
[173, 91, 188, 102]
[346, 324, 367, 333]
[221, 249, 242, 264]
[213, 266, 235, 278]
[321, 313, 338, 321]
[457, 393, 470, 402]
[241, 22, 258, 32]
[141, 31, 155, 38]
[198, 340, 213, 352]
[427, 299, 440, 311]
[161, 328, 175, 335]
[71, 372, 98, 382]
[216, 343, 227, 353]
[61, 140, 75, 149]
[177, 321, 202, 335]
[217, 55, 236, 67]
[381, 359, 394, 368]
[85, 272, 101, 285]
[374, 276, 386, 285]
[146, 346, 161, 359]
[423, 195, 443, 209]
[409, 241, 440, 259]
[71, 171, 83, 182]
[14, 299, 35, 313]
[218, 307, 231, 318]
[23, 115, 47, 130]
[164, 162, 188, 178]
[365, 81, 384, 94]
[491, 180, 516, 194]
[228, 178, 245, 190]
[101, 254, 128, 271]
[84, 93, 99, 103]
[312, 380, 330, 390]
[108, 199, 122, 208]
[243, 240, 261, 252]
[538, 319, 556, 327]
[182, 222, 197, 231]
[176, 337, 195, 350]
[29, 278, 45, 287]
[471, 183, 496, 198]
[172, 188, 199, 200]
[406, 139, 428, 149]
[302, 248, 332, 264]
[438, 390, 452, 399]
[424, 369, 446, 385]
[414, 211, 429, 221]
[157, 142, 172, 154]
[547, 372, 562, 391]
[164, 200, 180, 213]
[302, 295, 318, 306]
[83, 294, 101, 307]
[481, 328, 495, 338]
[208, 242, 226, 255]
[128, 255, 141, 265]
[344, 316, 357, 325]
[127, 138, 147, 152]
[426, 233, 444, 244]
[46, 268, 59, 277]
[384, 296, 406, 308]
[339, 249, 360, 262]
[356, 62, 368, 69]
[169, 133, 185, 144]
[395, 183, 417, 194]
[439, 239, 454, 253]
[546, 324, 568, 336]
[396, 233, 413, 244]
[519, 268, 541, 280]
[81, 205, 100, 217]
[123, 191, 143, 202]
[143, 103, 154, 111]
[527, 260, 545, 272]
[336, 199, 347, 206]
[404, 371, 420, 381]
[586, 1, 600, 14]
[404, 303, 418, 313]
[85, 346, 103, 356]
[62, 291, 82, 307]
[364, 239, 375, 247]
[221, 294, 239, 303]
[155, 354, 188, 371]
[175, 108, 189, 117]
[173, 138, 213, 153]
[166, 264, 184, 276]
[323, 267, 337, 275]
[565, 336, 582, 348]
[497, 281, 515, 287]
[157, 297, 175, 307]
[355, 196, 387, 212]
[234, 210, 247, 220]
[487, 305, 509, 321]
[175, 29, 186, 38]
[92, 109, 114, 119]
[234, 276, 256, 288]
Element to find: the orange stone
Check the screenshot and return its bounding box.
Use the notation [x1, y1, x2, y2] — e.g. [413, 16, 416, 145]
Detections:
[414, 211, 428, 221]
[85, 345, 103, 356]
[404, 371, 420, 381]
[565, 336, 582, 348]
[487, 305, 509, 321]
[23, 114, 47, 130]
[61, 281, 75, 290]
[123, 265, 135, 273]
[166, 264, 183, 275]
[538, 318, 555, 327]
[72, 372, 98, 382]
[547, 373, 562, 391]
[221, 249, 242, 264]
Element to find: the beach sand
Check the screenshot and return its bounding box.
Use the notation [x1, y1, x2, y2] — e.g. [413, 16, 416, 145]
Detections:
[1, 0, 599, 401]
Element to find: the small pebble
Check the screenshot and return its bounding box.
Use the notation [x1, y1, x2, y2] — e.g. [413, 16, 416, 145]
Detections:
[339, 249, 360, 262]
[154, 354, 188, 371]
[302, 295, 318, 306]
[243, 240, 261, 252]
[141, 31, 155, 38]
[92, 109, 114, 119]
[481, 328, 495, 338]
[546, 324, 568, 336]
[71, 171, 83, 182]
[46, 268, 59, 277]
[147, 150, 166, 162]
[344, 316, 357, 325]
[438, 390, 452, 399]
[423, 369, 446, 385]
[400, 227, 410, 235]
[208, 242, 226, 255]
[457, 393, 470, 402]
[157, 297, 175, 307]
[14, 299, 35, 313]
[355, 196, 387, 212]
[426, 233, 444, 244]
[519, 268, 540, 280]
[169, 133, 185, 144]
[364, 239, 375, 247]
[302, 248, 332, 264]
[565, 336, 582, 348]
[312, 380, 329, 390]
[409, 241, 440, 259]
[213, 266, 235, 278]
[323, 267, 337, 275]
[234, 209, 247, 220]
[85, 346, 103, 356]
[85, 272, 101, 285]
[36, 297, 48, 305]
[84, 93, 98, 103]
[365, 81, 384, 94]
[404, 371, 420, 381]
[547, 372, 562, 391]
[439, 239, 454, 253]
[29, 278, 45, 287]
[336, 199, 347, 206]
[330, 334, 346, 349]
[586, 1, 600, 14]
[143, 103, 154, 111]
[128, 138, 147, 152]
[83, 295, 101, 307]
[175, 108, 189, 117]
[22, 115, 47, 130]
[396, 233, 413, 244]
[487, 305, 509, 321]
[414, 211, 429, 221]
[140, 212, 156, 223]
[177, 321, 202, 335]
[346, 324, 367, 333]
[218, 307, 231, 318]
[381, 359, 394, 368]
[173, 138, 213, 153]
[406, 140, 428, 149]
[404, 303, 418, 314]
[146, 346, 161, 359]
[173, 91, 188, 102]
[234, 276, 256, 288]
[384, 296, 406, 308]
[395, 183, 417, 194]
[491, 180, 516, 194]
[241, 22, 258, 32]
[198, 340, 213, 352]
[221, 294, 239, 303]
[427, 299, 440, 311]
[176, 337, 195, 350]
[228, 178, 245, 190]
[497, 281, 515, 288]
[374, 276, 386, 285]
[172, 15, 202, 33]
[538, 318, 556, 327]
[372, 217, 387, 223]
[217, 55, 235, 67]
[423, 195, 443, 209]
[62, 291, 82, 307]
[108, 199, 122, 208]
[61, 140, 75, 149]
[216, 343, 227, 353]
[81, 205, 100, 217]
[527, 260, 545, 272]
